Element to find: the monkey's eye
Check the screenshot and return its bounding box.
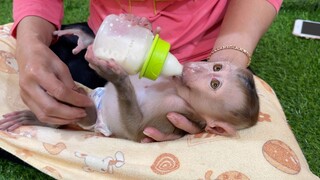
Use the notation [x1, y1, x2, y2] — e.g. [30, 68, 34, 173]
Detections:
[213, 64, 222, 71]
[210, 79, 221, 90]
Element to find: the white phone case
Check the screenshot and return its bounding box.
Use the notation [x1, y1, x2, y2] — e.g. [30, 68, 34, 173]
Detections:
[292, 19, 320, 39]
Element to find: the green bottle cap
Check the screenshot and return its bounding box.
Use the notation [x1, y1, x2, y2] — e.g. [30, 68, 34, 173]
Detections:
[139, 34, 170, 80]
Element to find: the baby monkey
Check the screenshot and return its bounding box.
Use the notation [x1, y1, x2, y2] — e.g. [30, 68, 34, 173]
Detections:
[0, 28, 259, 142]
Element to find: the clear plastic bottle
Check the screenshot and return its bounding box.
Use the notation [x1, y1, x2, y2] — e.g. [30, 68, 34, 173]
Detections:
[93, 14, 182, 80]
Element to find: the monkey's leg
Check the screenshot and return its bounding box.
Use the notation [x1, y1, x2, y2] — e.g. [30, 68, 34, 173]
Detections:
[0, 110, 47, 131]
[53, 29, 94, 55]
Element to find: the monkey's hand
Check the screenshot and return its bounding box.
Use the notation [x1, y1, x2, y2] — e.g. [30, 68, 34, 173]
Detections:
[85, 45, 128, 84]
[119, 14, 161, 35]
[97, 59, 129, 85]
[53, 29, 94, 55]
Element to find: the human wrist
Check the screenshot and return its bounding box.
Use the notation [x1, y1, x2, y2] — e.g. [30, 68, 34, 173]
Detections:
[16, 16, 56, 46]
[208, 49, 251, 68]
[208, 46, 251, 69]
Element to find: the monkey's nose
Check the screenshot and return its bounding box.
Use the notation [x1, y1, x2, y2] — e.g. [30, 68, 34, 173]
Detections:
[183, 62, 204, 73]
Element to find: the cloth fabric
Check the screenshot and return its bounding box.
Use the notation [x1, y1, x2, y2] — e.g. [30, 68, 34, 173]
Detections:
[11, 0, 282, 63]
[0, 23, 319, 180]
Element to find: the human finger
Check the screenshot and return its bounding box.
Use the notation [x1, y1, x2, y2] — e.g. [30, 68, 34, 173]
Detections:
[140, 137, 155, 143]
[38, 73, 92, 108]
[166, 112, 202, 134]
[53, 61, 84, 91]
[143, 127, 182, 142]
[48, 59, 92, 107]
[19, 69, 89, 124]
[20, 86, 87, 124]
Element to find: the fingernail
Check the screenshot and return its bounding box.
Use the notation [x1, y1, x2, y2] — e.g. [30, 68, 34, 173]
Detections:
[167, 113, 177, 123]
[140, 138, 149, 143]
[79, 111, 87, 118]
[143, 129, 152, 137]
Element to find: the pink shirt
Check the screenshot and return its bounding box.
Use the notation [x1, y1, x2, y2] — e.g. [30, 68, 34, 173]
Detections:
[12, 0, 282, 63]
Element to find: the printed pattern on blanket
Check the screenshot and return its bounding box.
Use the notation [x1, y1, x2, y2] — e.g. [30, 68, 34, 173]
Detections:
[0, 23, 319, 180]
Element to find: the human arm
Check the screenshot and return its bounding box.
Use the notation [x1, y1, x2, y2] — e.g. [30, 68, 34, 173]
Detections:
[14, 14, 93, 124]
[208, 0, 279, 68]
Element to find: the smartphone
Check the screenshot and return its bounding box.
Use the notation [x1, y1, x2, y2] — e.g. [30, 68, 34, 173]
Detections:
[292, 19, 320, 39]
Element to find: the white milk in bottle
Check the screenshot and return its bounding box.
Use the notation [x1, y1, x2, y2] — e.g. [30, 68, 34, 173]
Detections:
[93, 14, 182, 80]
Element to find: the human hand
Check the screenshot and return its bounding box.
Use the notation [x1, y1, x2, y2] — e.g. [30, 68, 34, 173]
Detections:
[17, 41, 93, 125]
[141, 112, 202, 143]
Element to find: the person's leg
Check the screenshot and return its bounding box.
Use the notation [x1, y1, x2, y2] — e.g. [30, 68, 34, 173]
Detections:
[50, 23, 107, 89]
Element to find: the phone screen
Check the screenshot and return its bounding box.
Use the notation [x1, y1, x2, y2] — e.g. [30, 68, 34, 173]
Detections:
[301, 21, 320, 36]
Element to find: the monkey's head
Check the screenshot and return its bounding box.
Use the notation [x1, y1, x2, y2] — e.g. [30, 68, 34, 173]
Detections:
[173, 61, 259, 137]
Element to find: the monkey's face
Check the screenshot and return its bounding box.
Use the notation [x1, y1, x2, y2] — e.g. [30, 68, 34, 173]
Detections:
[173, 61, 245, 125]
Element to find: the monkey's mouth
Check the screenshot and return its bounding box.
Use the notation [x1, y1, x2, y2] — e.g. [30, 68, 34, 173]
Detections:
[171, 75, 184, 85]
[171, 65, 197, 88]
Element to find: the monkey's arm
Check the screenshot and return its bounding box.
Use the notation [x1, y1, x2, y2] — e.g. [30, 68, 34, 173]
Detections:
[112, 76, 144, 138]
[87, 55, 143, 139]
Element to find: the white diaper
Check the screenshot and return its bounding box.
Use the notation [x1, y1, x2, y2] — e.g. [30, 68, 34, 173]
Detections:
[77, 87, 112, 136]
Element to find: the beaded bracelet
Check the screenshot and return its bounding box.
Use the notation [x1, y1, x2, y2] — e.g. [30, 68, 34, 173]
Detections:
[208, 45, 252, 67]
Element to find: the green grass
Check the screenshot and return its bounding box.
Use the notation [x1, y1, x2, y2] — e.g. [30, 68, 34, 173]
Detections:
[0, 158, 51, 180]
[0, 0, 319, 178]
[253, 1, 320, 176]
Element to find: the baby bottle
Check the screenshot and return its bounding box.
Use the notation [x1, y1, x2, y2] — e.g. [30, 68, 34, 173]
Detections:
[92, 14, 183, 80]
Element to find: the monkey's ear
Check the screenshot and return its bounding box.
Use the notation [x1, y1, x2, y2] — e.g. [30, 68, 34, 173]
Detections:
[205, 121, 238, 137]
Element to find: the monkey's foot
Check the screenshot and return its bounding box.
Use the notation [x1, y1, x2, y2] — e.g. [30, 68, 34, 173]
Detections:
[0, 110, 44, 131]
